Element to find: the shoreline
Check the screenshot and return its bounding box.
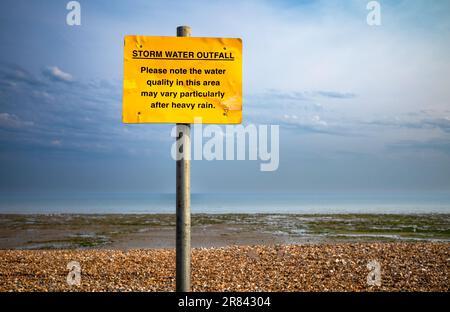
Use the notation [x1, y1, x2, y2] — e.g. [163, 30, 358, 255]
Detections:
[0, 213, 448, 250]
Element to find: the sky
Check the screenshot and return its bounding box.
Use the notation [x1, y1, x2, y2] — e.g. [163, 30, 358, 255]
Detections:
[0, 0, 450, 193]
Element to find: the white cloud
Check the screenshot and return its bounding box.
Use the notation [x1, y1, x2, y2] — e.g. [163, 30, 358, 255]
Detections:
[43, 66, 73, 82]
[0, 113, 33, 128]
[51, 139, 62, 146]
[281, 113, 328, 129]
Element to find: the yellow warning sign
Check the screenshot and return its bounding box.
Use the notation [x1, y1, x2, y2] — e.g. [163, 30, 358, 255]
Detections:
[122, 35, 242, 124]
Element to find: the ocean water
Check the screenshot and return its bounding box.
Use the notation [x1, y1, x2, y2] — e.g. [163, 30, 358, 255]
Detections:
[0, 192, 449, 214]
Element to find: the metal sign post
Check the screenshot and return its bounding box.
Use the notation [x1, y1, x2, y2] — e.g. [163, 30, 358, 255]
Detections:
[176, 25, 192, 292]
[122, 25, 242, 292]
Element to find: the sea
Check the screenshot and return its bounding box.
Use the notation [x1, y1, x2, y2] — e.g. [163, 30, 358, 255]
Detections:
[0, 191, 449, 214]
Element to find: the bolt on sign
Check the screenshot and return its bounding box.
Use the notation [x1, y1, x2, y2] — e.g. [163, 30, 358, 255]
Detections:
[122, 35, 242, 124]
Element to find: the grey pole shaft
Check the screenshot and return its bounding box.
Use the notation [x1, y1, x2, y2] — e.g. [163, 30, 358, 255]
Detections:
[176, 25, 192, 292]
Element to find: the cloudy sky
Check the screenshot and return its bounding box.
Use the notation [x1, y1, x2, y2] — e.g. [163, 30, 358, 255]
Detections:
[0, 0, 450, 193]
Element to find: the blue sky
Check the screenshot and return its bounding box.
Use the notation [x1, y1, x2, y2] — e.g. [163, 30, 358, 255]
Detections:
[0, 0, 450, 193]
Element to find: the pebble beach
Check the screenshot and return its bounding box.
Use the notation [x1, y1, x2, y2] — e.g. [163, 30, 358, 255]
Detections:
[1, 243, 448, 292]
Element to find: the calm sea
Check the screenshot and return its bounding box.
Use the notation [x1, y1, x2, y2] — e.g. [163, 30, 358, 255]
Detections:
[0, 192, 449, 214]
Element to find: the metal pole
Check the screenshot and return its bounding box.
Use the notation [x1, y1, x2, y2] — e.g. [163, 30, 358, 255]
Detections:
[176, 25, 191, 292]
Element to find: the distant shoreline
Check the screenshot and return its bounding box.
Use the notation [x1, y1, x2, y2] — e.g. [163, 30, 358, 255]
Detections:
[0, 213, 448, 250]
[2, 192, 450, 214]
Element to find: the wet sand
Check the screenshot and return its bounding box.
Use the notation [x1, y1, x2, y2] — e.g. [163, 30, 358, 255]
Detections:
[0, 214, 448, 249]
